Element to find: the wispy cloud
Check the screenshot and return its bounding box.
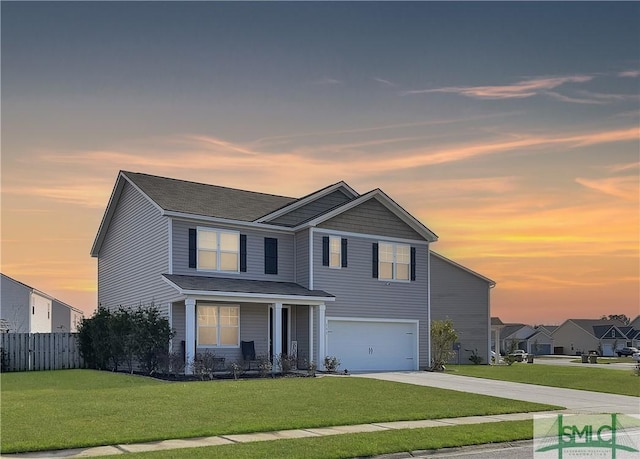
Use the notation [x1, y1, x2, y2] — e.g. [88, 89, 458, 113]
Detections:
[575, 176, 639, 200]
[401, 75, 593, 99]
[606, 161, 640, 173]
[542, 91, 604, 105]
[619, 70, 640, 78]
[307, 77, 343, 86]
[372, 77, 396, 87]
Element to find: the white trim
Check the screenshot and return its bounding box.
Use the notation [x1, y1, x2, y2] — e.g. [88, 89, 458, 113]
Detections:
[313, 227, 429, 246]
[195, 226, 240, 273]
[326, 317, 420, 371]
[430, 251, 495, 286]
[292, 190, 438, 242]
[256, 181, 359, 223]
[427, 242, 432, 367]
[318, 304, 326, 362]
[377, 241, 411, 282]
[327, 316, 419, 324]
[167, 218, 173, 275]
[328, 235, 342, 269]
[196, 303, 241, 348]
[161, 276, 334, 305]
[185, 298, 196, 375]
[309, 228, 314, 290]
[164, 211, 293, 233]
[309, 306, 314, 366]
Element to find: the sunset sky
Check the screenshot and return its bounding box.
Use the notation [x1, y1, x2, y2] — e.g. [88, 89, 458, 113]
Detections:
[2, 2, 638, 325]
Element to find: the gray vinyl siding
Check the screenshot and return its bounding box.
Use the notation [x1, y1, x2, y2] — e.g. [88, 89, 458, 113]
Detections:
[172, 219, 295, 282]
[97, 181, 175, 316]
[51, 301, 71, 332]
[318, 198, 423, 240]
[269, 190, 353, 227]
[295, 230, 309, 288]
[430, 255, 490, 365]
[0, 276, 30, 333]
[295, 306, 310, 363]
[312, 232, 430, 368]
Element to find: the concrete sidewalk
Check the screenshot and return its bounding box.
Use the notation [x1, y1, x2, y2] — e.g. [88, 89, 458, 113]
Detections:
[0, 410, 550, 458]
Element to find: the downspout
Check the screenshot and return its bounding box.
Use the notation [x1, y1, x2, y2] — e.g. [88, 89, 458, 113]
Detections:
[488, 282, 496, 364]
[427, 243, 431, 369]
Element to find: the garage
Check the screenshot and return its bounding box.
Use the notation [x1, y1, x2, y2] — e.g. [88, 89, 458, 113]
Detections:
[326, 318, 418, 372]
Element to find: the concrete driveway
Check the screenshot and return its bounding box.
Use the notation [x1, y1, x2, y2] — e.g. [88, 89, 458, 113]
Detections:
[535, 355, 638, 371]
[354, 371, 640, 414]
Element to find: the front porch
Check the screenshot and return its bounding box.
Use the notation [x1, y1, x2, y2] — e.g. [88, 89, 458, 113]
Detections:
[163, 274, 334, 374]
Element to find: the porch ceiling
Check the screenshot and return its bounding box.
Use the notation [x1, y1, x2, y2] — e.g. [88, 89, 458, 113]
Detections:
[162, 274, 334, 304]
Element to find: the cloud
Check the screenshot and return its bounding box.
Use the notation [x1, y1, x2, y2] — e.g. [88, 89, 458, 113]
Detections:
[619, 70, 640, 78]
[401, 75, 593, 99]
[542, 91, 604, 105]
[575, 176, 639, 200]
[307, 77, 343, 86]
[372, 77, 396, 87]
[606, 161, 640, 173]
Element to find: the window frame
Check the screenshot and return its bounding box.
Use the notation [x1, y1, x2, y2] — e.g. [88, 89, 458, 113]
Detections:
[378, 241, 411, 282]
[197, 304, 240, 348]
[196, 227, 240, 273]
[329, 236, 342, 269]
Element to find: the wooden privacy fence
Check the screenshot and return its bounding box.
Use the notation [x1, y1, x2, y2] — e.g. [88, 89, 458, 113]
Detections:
[0, 333, 85, 372]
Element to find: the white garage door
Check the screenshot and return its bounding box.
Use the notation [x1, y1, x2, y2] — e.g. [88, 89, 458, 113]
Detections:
[326, 319, 418, 372]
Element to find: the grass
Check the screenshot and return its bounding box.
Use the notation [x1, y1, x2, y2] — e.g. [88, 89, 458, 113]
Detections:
[447, 363, 640, 397]
[0, 370, 558, 453]
[125, 420, 534, 458]
[568, 357, 637, 364]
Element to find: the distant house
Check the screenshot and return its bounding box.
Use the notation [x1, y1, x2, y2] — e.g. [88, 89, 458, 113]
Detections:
[92, 171, 496, 373]
[551, 319, 627, 356]
[0, 274, 83, 333]
[499, 323, 535, 354]
[525, 327, 554, 355]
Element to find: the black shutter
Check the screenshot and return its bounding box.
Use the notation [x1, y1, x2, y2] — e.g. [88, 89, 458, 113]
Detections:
[341, 238, 348, 268]
[410, 247, 416, 281]
[188, 228, 197, 268]
[322, 236, 329, 266]
[372, 243, 379, 278]
[264, 237, 278, 275]
[240, 234, 247, 272]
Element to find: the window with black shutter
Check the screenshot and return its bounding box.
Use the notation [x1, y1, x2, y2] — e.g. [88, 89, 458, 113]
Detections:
[264, 237, 278, 275]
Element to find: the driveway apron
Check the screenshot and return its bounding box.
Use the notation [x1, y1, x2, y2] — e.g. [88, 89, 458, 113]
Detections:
[354, 371, 640, 414]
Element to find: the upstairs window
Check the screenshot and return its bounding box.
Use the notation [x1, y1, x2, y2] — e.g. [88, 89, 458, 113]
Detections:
[323, 236, 348, 268]
[196, 228, 239, 272]
[374, 242, 415, 281]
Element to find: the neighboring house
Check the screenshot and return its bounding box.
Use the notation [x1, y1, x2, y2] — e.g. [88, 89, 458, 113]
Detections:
[524, 327, 554, 355]
[92, 171, 495, 373]
[499, 323, 535, 354]
[551, 319, 626, 356]
[0, 273, 83, 333]
[430, 252, 494, 365]
[490, 317, 505, 355]
[629, 316, 640, 331]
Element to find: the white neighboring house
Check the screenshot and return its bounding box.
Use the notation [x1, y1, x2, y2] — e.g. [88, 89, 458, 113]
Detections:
[0, 274, 83, 333]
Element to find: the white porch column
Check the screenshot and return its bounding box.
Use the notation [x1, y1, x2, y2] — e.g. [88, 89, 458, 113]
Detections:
[272, 303, 283, 370]
[185, 298, 196, 375]
[318, 303, 326, 364]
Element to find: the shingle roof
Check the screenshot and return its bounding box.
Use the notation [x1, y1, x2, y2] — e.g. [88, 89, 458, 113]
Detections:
[500, 323, 530, 340]
[163, 274, 334, 299]
[491, 317, 505, 326]
[123, 171, 296, 221]
[570, 319, 624, 337]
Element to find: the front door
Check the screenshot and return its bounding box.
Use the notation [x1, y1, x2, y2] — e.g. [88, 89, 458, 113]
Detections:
[269, 306, 289, 359]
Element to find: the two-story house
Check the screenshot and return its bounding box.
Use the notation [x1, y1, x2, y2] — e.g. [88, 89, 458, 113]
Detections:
[1, 273, 84, 333]
[91, 171, 493, 373]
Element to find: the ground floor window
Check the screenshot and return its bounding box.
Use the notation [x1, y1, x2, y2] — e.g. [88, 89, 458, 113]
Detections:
[197, 304, 240, 347]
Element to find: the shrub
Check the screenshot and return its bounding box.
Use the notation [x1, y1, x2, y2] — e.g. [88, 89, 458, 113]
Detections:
[76, 305, 174, 375]
[468, 349, 484, 365]
[430, 319, 458, 371]
[305, 359, 317, 377]
[257, 355, 273, 378]
[323, 355, 340, 372]
[228, 361, 244, 380]
[192, 351, 219, 380]
[277, 353, 297, 373]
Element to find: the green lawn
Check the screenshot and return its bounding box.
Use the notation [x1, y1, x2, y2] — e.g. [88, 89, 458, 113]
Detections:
[447, 364, 640, 396]
[0, 370, 558, 454]
[125, 420, 534, 458]
[568, 357, 637, 364]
